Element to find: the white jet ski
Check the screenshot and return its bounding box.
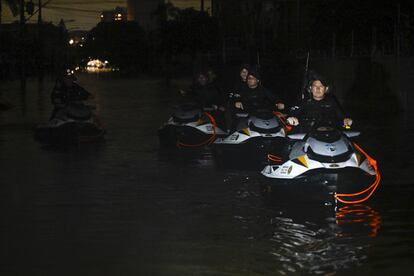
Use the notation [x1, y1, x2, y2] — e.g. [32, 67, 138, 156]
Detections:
[158, 103, 228, 148]
[261, 125, 380, 204]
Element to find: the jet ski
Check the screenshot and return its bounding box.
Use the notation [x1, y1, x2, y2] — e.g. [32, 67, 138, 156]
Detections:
[213, 109, 290, 169]
[34, 103, 105, 144]
[158, 103, 228, 148]
[261, 124, 380, 204]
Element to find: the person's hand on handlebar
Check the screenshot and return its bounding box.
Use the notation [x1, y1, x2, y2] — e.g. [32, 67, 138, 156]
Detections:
[235, 102, 244, 109]
[286, 117, 299, 126]
[343, 118, 353, 128]
[276, 103, 285, 110]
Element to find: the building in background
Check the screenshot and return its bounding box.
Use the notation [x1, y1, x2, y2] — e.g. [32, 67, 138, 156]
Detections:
[100, 7, 127, 23]
[127, 0, 212, 31]
[127, 0, 164, 31]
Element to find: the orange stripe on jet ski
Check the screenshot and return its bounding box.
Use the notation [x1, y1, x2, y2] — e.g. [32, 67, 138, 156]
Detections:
[297, 155, 308, 168]
[241, 128, 250, 136]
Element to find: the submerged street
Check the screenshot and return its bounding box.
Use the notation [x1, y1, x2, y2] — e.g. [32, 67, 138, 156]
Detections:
[0, 74, 413, 275]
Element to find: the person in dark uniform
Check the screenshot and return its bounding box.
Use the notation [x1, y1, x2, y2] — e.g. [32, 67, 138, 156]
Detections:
[180, 71, 227, 130]
[287, 75, 352, 129]
[225, 70, 285, 132]
[231, 64, 250, 93]
[182, 71, 225, 110]
[234, 70, 284, 112]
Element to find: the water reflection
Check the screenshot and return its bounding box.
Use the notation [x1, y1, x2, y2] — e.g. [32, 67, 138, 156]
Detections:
[335, 204, 381, 238]
[231, 174, 382, 275]
[266, 204, 380, 274]
[0, 75, 412, 275]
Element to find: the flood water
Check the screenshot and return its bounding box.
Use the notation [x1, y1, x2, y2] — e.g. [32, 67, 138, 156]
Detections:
[0, 73, 413, 275]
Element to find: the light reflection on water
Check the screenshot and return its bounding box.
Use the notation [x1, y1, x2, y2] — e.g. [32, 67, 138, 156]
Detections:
[0, 75, 413, 275]
[227, 172, 383, 275]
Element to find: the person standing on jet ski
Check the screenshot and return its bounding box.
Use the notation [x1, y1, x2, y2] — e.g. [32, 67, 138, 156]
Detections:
[50, 70, 93, 119]
[234, 70, 285, 112]
[286, 75, 353, 129]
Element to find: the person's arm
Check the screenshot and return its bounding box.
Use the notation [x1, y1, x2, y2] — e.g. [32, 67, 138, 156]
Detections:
[331, 95, 353, 127]
[180, 84, 196, 97]
[264, 88, 285, 110]
[286, 101, 304, 126]
[233, 87, 247, 110]
[208, 84, 227, 110]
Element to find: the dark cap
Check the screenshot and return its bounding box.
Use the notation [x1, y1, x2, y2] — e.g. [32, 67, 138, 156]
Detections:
[240, 63, 251, 72]
[309, 72, 329, 87]
[247, 70, 261, 80]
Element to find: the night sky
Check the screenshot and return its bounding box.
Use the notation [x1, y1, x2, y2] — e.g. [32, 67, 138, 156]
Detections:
[1, 0, 211, 30]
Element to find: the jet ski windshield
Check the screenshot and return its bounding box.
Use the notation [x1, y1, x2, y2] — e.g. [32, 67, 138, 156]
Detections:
[305, 126, 354, 163]
[248, 114, 281, 134]
[308, 126, 342, 143]
[172, 104, 202, 123]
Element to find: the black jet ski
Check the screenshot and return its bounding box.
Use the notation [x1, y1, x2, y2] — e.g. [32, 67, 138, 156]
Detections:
[261, 124, 380, 204]
[34, 103, 105, 144]
[158, 103, 228, 148]
[213, 110, 290, 169]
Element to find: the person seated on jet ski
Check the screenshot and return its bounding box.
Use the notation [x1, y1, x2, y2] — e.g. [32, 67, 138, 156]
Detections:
[182, 71, 225, 111]
[286, 76, 353, 130]
[50, 70, 93, 119]
[231, 63, 250, 93]
[233, 70, 285, 112]
[206, 68, 223, 95]
[180, 71, 227, 129]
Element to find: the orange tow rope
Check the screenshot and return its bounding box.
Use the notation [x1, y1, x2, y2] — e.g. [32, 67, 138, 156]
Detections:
[266, 112, 289, 163]
[177, 112, 217, 148]
[273, 111, 293, 132]
[334, 143, 381, 204]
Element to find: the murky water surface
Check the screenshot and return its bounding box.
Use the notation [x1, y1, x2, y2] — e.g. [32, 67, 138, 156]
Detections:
[0, 74, 413, 275]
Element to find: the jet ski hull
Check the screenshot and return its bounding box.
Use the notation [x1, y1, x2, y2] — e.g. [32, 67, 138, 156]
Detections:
[158, 124, 220, 148]
[213, 136, 286, 169]
[261, 167, 377, 204]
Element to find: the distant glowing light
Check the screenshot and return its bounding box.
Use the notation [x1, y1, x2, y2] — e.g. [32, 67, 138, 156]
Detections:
[69, 39, 74, 45]
[86, 59, 115, 73]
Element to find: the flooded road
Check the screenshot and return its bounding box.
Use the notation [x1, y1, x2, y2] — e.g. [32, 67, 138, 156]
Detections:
[0, 74, 413, 275]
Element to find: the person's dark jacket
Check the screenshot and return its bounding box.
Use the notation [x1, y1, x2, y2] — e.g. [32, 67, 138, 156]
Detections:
[290, 94, 347, 127]
[232, 79, 247, 93]
[237, 85, 281, 111]
[188, 83, 224, 108]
